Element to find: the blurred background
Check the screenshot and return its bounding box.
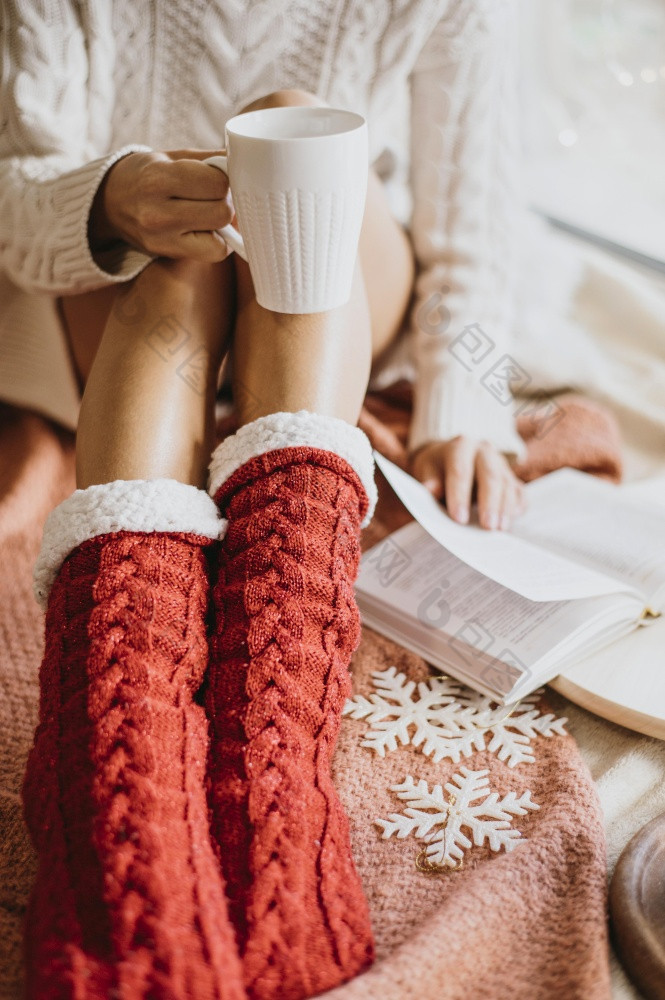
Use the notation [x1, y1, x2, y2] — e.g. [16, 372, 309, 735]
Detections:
[520, 0, 665, 271]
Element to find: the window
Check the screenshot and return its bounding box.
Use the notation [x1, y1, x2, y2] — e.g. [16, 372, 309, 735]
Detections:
[520, 0, 665, 268]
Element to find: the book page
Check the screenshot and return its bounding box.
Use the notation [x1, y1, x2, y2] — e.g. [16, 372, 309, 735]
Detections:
[358, 521, 639, 696]
[375, 454, 637, 603]
[515, 469, 665, 604]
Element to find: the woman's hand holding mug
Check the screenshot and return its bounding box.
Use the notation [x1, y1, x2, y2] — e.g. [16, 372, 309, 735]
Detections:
[90, 108, 368, 315]
[89, 149, 237, 262]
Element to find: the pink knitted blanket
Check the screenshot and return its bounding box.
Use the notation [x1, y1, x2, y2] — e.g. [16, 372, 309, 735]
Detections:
[0, 395, 618, 998]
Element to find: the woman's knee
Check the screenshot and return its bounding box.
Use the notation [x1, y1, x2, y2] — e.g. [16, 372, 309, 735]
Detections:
[115, 256, 235, 320]
[236, 88, 328, 116]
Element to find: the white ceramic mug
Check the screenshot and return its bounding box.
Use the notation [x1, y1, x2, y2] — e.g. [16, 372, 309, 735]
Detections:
[205, 106, 368, 313]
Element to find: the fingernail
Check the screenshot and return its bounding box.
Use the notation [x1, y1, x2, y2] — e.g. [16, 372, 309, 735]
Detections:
[485, 512, 500, 530]
[500, 514, 510, 530]
[423, 479, 439, 495]
[454, 506, 469, 524]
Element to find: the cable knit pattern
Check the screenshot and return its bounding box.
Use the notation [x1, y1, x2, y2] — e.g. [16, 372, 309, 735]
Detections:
[22, 529, 246, 999]
[206, 445, 374, 999]
[208, 411, 377, 526]
[1, 0, 522, 451]
[407, 0, 525, 454]
[33, 478, 225, 608]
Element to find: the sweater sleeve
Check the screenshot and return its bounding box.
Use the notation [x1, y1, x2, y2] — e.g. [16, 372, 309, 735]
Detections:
[0, 1, 153, 295]
[406, 0, 526, 458]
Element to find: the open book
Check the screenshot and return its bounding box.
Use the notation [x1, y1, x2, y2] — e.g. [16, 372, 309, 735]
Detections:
[356, 456, 665, 704]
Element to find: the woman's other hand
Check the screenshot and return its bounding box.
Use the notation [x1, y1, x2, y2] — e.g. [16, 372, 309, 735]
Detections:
[410, 437, 525, 530]
[89, 150, 235, 262]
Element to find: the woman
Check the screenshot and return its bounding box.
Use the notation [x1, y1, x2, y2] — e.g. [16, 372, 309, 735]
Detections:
[1, 1, 526, 997]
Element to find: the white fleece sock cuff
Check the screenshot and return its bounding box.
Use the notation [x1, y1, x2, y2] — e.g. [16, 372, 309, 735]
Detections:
[33, 479, 224, 609]
[207, 410, 377, 526]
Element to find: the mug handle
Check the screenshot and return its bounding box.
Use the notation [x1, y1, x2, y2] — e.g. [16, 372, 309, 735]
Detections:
[204, 154, 249, 261]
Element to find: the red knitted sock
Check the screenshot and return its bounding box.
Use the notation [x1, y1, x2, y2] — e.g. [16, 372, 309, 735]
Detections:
[24, 483, 246, 1000]
[205, 414, 376, 1000]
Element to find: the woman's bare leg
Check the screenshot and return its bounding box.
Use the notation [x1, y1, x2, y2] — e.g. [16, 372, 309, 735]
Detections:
[32, 257, 247, 1000]
[60, 285, 118, 388]
[205, 89, 415, 996]
[74, 257, 235, 489]
[232, 257, 371, 423]
[361, 167, 415, 360]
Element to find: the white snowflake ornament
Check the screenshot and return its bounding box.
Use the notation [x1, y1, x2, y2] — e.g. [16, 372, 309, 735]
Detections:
[342, 666, 482, 762]
[343, 667, 567, 768]
[376, 767, 539, 869]
[467, 692, 569, 767]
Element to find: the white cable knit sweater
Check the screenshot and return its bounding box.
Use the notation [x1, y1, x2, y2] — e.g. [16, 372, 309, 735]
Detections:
[0, 0, 525, 455]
